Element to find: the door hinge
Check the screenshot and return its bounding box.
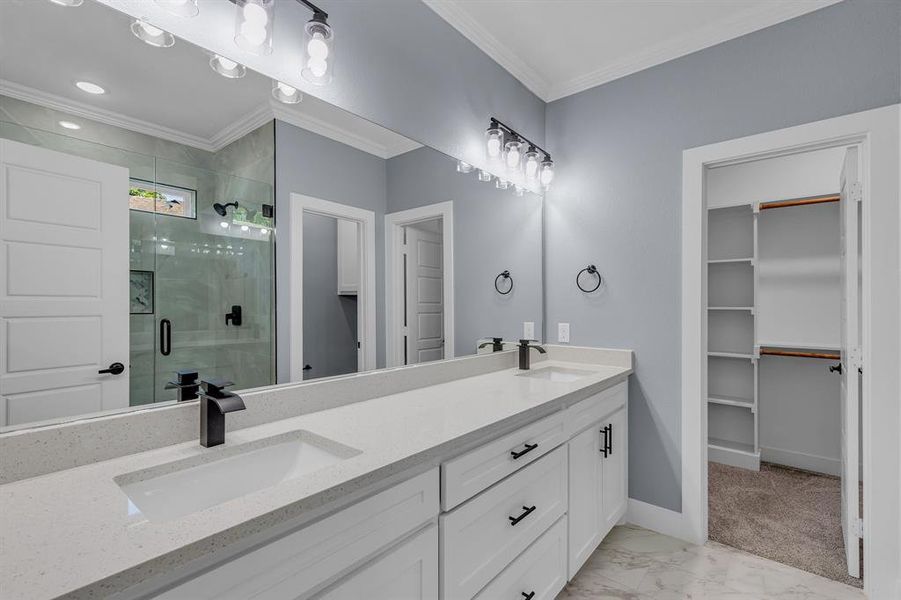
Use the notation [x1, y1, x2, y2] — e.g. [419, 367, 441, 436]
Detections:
[849, 181, 863, 203]
[852, 518, 864, 538]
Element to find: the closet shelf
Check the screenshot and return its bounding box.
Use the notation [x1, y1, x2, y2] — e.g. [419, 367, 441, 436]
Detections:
[708, 437, 758, 456]
[708, 351, 754, 360]
[708, 394, 753, 409]
[707, 257, 753, 264]
[759, 193, 840, 211]
[707, 306, 753, 311]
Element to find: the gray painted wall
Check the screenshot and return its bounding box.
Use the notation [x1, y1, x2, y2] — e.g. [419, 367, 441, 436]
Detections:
[302, 214, 359, 380]
[275, 120, 388, 380]
[544, 0, 901, 511]
[386, 146, 543, 355]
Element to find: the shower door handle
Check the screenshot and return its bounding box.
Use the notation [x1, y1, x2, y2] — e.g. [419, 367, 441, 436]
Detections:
[160, 319, 171, 356]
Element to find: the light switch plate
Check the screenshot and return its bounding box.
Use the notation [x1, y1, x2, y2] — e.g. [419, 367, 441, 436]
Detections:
[558, 322, 570, 343]
[523, 321, 535, 340]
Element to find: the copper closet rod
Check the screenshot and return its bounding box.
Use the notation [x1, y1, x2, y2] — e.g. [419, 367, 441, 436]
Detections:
[759, 194, 840, 211]
[759, 347, 840, 360]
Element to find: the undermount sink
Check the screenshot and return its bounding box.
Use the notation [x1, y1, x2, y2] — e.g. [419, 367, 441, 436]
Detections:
[115, 430, 360, 522]
[516, 366, 596, 383]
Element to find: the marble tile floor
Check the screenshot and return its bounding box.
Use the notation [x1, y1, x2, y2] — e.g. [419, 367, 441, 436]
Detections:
[558, 524, 864, 599]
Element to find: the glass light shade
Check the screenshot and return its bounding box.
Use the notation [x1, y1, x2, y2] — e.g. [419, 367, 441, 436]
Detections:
[456, 160, 473, 174]
[301, 18, 334, 85]
[210, 54, 246, 79]
[234, 0, 274, 55]
[485, 127, 504, 160]
[154, 0, 198, 17]
[272, 80, 302, 104]
[523, 149, 540, 181]
[539, 160, 555, 189]
[504, 140, 523, 170]
[131, 19, 175, 48]
[49, 0, 83, 6]
[495, 178, 511, 190]
[478, 169, 492, 182]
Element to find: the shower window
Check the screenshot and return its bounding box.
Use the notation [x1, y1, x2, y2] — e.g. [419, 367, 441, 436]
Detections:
[129, 178, 197, 219]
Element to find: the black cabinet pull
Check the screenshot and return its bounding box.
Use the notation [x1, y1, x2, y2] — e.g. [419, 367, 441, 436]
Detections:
[510, 442, 538, 460]
[521, 593, 535, 600]
[508, 505, 536, 526]
[607, 423, 613, 455]
[600, 426, 609, 457]
[98, 362, 125, 375]
[160, 319, 171, 356]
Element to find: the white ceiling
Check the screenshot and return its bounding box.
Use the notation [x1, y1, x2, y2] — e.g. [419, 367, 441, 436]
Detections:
[0, 0, 418, 157]
[424, 0, 843, 102]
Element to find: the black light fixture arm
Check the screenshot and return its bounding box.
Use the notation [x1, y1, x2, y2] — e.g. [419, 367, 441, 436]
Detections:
[490, 117, 551, 162]
[296, 0, 328, 20]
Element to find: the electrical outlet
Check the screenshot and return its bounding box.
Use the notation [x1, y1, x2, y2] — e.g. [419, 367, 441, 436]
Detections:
[523, 321, 535, 340]
[558, 322, 570, 343]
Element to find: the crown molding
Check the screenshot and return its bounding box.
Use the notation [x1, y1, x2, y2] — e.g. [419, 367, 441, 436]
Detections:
[0, 79, 217, 151]
[422, 0, 550, 101]
[423, 0, 842, 103]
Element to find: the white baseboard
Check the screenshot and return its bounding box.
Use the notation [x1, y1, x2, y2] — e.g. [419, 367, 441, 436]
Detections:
[625, 498, 693, 543]
[759, 446, 859, 478]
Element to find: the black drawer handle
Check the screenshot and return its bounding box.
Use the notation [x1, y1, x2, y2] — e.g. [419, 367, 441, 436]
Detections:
[510, 443, 538, 460]
[508, 505, 536, 526]
[522, 593, 535, 600]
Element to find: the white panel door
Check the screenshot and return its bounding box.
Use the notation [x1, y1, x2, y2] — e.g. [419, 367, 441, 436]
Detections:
[404, 224, 443, 364]
[838, 146, 861, 578]
[0, 139, 129, 427]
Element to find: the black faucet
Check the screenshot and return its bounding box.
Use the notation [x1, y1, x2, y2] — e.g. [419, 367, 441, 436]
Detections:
[198, 378, 246, 447]
[165, 369, 200, 402]
[518, 339, 547, 370]
[478, 337, 505, 352]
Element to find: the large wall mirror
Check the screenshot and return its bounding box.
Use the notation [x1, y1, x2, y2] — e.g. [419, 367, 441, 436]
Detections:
[0, 0, 543, 431]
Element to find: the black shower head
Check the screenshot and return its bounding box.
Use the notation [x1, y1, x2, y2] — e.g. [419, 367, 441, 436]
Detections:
[213, 201, 239, 217]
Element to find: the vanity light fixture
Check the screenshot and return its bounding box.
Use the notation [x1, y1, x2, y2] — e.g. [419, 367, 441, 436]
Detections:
[300, 3, 334, 85]
[272, 80, 302, 104]
[75, 81, 105, 95]
[58, 120, 81, 130]
[210, 54, 246, 79]
[131, 19, 175, 48]
[154, 0, 199, 18]
[485, 118, 555, 191]
[234, 0, 274, 55]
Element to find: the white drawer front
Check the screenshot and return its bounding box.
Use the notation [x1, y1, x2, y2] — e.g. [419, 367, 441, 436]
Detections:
[316, 524, 438, 600]
[441, 411, 565, 511]
[564, 381, 627, 437]
[155, 469, 439, 600]
[440, 446, 567, 600]
[473, 516, 567, 600]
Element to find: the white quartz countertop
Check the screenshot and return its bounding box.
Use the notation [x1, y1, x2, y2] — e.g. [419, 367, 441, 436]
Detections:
[0, 359, 630, 600]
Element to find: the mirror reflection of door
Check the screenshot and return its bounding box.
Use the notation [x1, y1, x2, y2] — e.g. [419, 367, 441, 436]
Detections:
[302, 213, 361, 380]
[403, 219, 444, 365]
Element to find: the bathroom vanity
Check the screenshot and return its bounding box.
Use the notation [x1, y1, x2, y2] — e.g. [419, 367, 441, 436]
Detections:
[0, 347, 631, 599]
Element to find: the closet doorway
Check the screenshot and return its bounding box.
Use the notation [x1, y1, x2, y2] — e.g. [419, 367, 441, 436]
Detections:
[680, 106, 901, 597]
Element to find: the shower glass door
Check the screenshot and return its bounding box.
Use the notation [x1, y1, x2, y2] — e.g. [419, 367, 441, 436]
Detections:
[149, 158, 275, 402]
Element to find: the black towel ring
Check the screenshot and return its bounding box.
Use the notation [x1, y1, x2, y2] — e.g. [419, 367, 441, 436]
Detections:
[576, 265, 602, 293]
[495, 270, 513, 295]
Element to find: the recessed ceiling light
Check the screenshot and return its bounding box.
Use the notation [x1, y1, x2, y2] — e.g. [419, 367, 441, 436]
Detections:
[154, 0, 198, 18]
[209, 54, 246, 79]
[75, 81, 105, 95]
[49, 0, 83, 6]
[58, 121, 81, 130]
[131, 19, 175, 48]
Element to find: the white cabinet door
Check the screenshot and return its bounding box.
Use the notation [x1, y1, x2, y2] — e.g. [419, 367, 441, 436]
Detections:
[600, 406, 628, 535]
[567, 422, 603, 579]
[317, 524, 438, 600]
[0, 139, 129, 427]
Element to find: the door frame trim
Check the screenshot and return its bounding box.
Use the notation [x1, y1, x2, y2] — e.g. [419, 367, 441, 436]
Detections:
[385, 202, 455, 367]
[286, 193, 376, 380]
[680, 104, 899, 597]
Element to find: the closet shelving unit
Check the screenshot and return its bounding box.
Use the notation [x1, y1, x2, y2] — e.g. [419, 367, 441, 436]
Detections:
[706, 193, 841, 470]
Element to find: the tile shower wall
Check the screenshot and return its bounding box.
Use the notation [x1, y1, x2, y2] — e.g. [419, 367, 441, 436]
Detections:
[0, 95, 275, 406]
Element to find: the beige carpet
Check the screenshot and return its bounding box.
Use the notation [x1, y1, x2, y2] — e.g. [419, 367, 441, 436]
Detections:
[708, 461, 862, 588]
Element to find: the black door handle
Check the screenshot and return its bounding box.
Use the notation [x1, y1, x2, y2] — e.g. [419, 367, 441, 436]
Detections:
[510, 442, 538, 460]
[829, 363, 843, 374]
[98, 362, 125, 375]
[508, 505, 536, 526]
[521, 593, 535, 600]
[160, 319, 171, 356]
[303, 364, 312, 371]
